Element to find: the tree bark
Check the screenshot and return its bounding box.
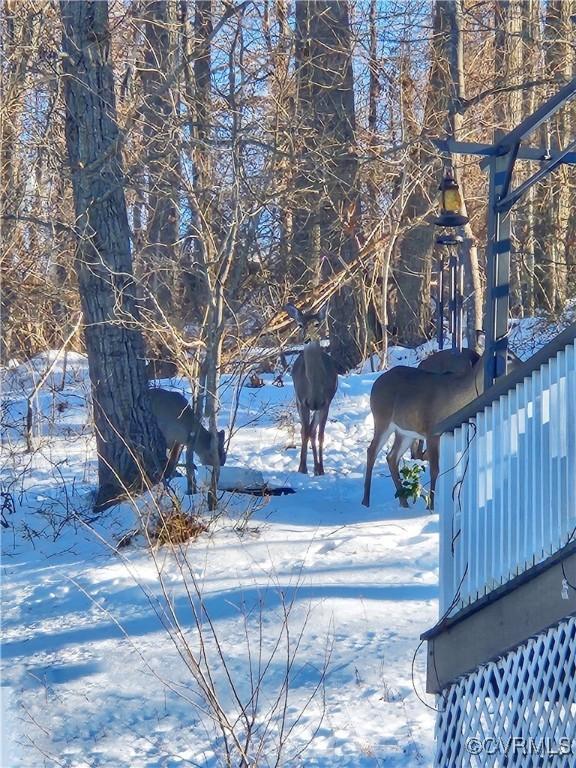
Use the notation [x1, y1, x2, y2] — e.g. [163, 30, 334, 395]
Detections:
[445, 0, 483, 347]
[292, 0, 366, 372]
[180, 0, 213, 322]
[531, 0, 573, 312]
[60, 0, 166, 511]
[139, 0, 181, 312]
[1, 4, 37, 359]
[518, 0, 541, 315]
[393, 0, 483, 349]
[394, 2, 448, 346]
[495, 0, 526, 317]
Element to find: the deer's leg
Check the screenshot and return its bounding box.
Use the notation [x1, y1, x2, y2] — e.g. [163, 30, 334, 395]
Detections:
[362, 423, 393, 507]
[184, 435, 199, 495]
[310, 412, 320, 475]
[411, 439, 427, 461]
[427, 435, 440, 511]
[387, 433, 412, 508]
[315, 406, 330, 476]
[164, 444, 182, 479]
[297, 402, 310, 474]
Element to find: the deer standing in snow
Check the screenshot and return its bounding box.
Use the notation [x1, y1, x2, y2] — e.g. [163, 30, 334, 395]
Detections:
[286, 304, 338, 476]
[411, 346, 522, 460]
[149, 388, 226, 494]
[361, 354, 486, 510]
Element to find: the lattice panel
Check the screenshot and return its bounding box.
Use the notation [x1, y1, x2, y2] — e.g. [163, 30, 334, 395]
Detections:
[435, 617, 576, 767]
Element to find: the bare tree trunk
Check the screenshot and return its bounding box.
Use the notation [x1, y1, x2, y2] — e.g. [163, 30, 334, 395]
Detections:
[394, 1, 449, 346]
[139, 0, 181, 313]
[519, 0, 541, 315]
[0, 4, 37, 359]
[494, 0, 526, 317]
[292, 0, 366, 372]
[364, 0, 385, 357]
[265, 0, 293, 286]
[60, 0, 166, 511]
[533, 0, 573, 313]
[544, 0, 572, 311]
[445, 0, 483, 346]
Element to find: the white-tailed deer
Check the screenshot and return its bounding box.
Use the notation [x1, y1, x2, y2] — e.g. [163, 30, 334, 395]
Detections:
[410, 349, 481, 460]
[362, 354, 486, 511]
[149, 388, 226, 494]
[145, 358, 178, 380]
[286, 303, 338, 475]
[411, 346, 522, 460]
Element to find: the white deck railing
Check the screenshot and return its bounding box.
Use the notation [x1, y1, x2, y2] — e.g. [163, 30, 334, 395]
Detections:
[439, 331, 576, 614]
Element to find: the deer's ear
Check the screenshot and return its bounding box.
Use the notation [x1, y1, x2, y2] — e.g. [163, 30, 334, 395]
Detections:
[285, 303, 303, 324]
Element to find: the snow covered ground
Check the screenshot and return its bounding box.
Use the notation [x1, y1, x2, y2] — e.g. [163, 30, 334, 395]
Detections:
[2, 349, 447, 767]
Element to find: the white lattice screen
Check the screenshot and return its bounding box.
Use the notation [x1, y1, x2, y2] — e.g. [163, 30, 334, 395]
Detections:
[435, 617, 576, 767]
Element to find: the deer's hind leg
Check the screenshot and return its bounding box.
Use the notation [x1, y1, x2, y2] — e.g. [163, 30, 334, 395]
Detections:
[362, 422, 394, 507]
[411, 439, 427, 461]
[164, 444, 182, 479]
[387, 432, 413, 508]
[314, 405, 330, 476]
[426, 435, 440, 511]
[185, 434, 199, 495]
[297, 402, 311, 474]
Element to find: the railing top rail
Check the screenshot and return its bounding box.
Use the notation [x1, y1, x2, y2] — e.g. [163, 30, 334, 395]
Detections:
[435, 323, 576, 434]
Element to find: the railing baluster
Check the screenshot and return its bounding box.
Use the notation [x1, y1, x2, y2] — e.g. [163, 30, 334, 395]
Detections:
[439, 430, 456, 614]
[549, 354, 561, 551]
[456, 423, 467, 607]
[466, 419, 477, 605]
[491, 398, 501, 591]
[542, 363, 552, 560]
[476, 409, 487, 603]
[533, 368, 544, 566]
[566, 343, 576, 547]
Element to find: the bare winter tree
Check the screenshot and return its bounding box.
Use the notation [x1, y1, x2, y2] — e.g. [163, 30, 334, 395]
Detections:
[138, 0, 181, 315]
[533, 0, 574, 312]
[60, 0, 166, 511]
[3, 0, 576, 390]
[292, 0, 366, 372]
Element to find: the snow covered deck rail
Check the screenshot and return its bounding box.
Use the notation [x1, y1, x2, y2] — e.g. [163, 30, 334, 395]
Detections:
[436, 325, 576, 614]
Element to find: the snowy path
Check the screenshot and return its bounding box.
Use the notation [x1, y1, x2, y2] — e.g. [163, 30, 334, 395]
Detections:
[1, 357, 438, 767]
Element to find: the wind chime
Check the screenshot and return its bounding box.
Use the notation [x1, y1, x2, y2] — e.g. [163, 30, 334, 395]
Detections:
[433, 169, 469, 352]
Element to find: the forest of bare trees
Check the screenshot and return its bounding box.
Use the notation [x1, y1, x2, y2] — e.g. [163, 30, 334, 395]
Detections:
[2, 1, 575, 503]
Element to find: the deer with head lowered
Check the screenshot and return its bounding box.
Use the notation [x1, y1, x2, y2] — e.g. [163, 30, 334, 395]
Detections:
[361, 353, 487, 511]
[149, 388, 226, 495]
[286, 303, 338, 476]
[410, 346, 522, 460]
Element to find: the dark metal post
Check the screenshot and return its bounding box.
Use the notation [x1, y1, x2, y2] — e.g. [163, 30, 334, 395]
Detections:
[449, 253, 458, 351]
[456, 259, 464, 353]
[484, 156, 512, 390]
[450, 255, 463, 353]
[437, 254, 445, 350]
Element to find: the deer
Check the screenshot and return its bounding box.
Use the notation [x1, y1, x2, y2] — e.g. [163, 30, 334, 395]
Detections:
[145, 358, 178, 380]
[149, 388, 226, 495]
[285, 303, 338, 476]
[410, 349, 482, 461]
[361, 353, 486, 511]
[411, 345, 522, 460]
